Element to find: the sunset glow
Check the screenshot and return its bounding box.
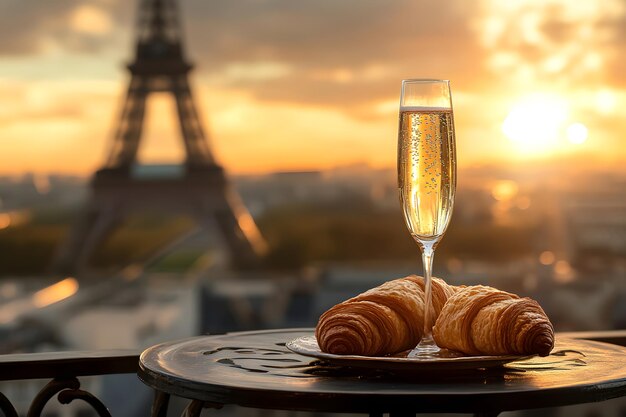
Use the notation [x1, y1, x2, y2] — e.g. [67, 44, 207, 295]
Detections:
[32, 278, 79, 308]
[502, 95, 567, 155]
[0, 214, 10, 230]
[0, 0, 624, 175]
[491, 180, 519, 202]
[566, 123, 589, 145]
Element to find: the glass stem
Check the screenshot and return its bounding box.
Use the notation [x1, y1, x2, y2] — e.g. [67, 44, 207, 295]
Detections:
[420, 245, 435, 345]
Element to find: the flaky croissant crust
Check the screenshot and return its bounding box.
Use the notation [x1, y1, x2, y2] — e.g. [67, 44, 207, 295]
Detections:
[433, 285, 554, 356]
[315, 275, 457, 356]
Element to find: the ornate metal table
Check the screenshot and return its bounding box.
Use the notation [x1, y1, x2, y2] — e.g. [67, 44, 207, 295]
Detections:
[137, 328, 626, 417]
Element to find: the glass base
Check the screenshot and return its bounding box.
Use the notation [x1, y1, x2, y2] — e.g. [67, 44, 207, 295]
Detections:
[407, 336, 464, 359]
[408, 336, 440, 359]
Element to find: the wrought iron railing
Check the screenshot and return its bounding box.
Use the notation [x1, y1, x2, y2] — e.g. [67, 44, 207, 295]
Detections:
[0, 350, 139, 417]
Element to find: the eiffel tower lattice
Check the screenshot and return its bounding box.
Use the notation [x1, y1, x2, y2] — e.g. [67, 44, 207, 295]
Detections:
[52, 0, 267, 273]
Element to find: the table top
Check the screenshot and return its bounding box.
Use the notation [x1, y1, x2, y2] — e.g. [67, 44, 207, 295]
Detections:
[138, 328, 626, 414]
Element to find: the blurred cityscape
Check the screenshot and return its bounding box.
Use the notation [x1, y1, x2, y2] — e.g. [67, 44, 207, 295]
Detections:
[1, 160, 624, 351]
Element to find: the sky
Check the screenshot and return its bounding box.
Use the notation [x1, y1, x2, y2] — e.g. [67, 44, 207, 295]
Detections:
[0, 0, 625, 175]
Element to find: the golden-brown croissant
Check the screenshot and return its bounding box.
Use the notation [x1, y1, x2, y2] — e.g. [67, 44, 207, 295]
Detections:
[433, 285, 554, 356]
[315, 275, 459, 356]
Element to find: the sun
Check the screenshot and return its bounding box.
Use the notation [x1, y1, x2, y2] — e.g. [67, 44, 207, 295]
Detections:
[502, 94, 568, 154]
[566, 122, 588, 144]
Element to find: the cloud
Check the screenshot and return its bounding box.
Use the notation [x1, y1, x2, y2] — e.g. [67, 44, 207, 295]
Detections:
[0, 0, 130, 55]
[474, 0, 626, 89]
[70, 5, 113, 35]
[603, 12, 626, 88]
[0, 0, 71, 54]
[0, 79, 115, 127]
[0, 0, 486, 116]
[0, 79, 117, 174]
[2, 0, 624, 90]
[180, 0, 484, 115]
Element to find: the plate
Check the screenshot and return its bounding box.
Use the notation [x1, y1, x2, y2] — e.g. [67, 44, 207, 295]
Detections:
[286, 335, 535, 372]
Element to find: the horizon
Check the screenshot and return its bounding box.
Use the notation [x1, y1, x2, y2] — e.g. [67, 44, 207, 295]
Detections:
[1, 154, 625, 180]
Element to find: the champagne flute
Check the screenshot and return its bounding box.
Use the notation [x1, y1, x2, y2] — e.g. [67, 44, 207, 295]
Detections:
[397, 79, 457, 358]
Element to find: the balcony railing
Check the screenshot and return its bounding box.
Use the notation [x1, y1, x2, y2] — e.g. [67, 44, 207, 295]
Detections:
[0, 350, 139, 417]
[0, 330, 625, 417]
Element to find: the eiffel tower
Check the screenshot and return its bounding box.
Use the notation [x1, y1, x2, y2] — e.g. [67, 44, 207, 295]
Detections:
[52, 0, 267, 273]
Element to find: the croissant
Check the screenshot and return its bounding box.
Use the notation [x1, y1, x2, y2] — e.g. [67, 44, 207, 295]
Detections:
[315, 275, 459, 356]
[433, 285, 554, 356]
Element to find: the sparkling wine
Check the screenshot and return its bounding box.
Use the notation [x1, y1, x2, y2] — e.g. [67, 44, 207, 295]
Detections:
[398, 107, 456, 243]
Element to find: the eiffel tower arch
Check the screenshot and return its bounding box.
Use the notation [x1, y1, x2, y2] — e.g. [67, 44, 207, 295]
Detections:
[52, 0, 267, 274]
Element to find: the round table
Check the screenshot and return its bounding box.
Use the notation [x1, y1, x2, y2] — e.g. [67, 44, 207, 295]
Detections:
[138, 328, 626, 417]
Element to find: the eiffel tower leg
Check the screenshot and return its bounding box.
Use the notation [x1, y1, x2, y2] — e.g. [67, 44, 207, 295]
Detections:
[51, 204, 121, 275]
[51, 208, 97, 274]
[106, 76, 148, 169]
[212, 187, 267, 270]
[173, 76, 214, 167]
[75, 208, 120, 273]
